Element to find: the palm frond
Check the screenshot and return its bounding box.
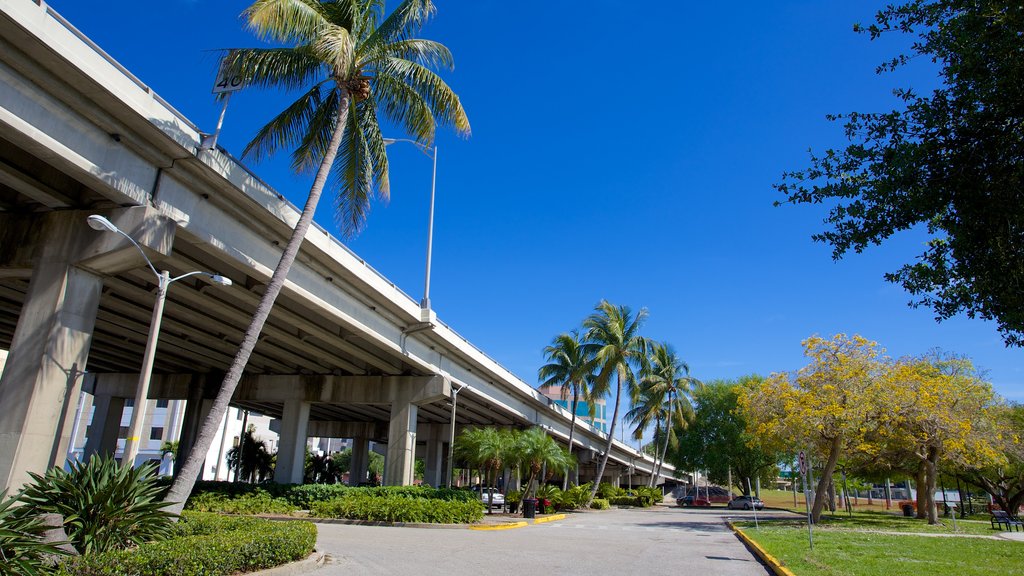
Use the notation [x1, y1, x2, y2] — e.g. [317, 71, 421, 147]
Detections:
[243, 81, 328, 161]
[244, 0, 328, 43]
[313, 23, 356, 73]
[223, 47, 325, 92]
[363, 0, 435, 49]
[374, 57, 470, 135]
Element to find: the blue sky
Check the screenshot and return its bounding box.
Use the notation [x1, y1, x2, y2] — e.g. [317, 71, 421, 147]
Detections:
[46, 0, 1022, 407]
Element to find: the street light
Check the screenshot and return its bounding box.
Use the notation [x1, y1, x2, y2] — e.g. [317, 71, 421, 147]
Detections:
[86, 214, 232, 465]
[382, 138, 437, 321]
[446, 380, 466, 488]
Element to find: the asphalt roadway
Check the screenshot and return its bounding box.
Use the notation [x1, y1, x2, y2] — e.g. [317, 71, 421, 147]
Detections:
[310, 505, 775, 576]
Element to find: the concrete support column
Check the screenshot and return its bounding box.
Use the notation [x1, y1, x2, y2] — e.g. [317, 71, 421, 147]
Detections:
[83, 394, 125, 459]
[274, 400, 310, 484]
[423, 425, 444, 488]
[175, 385, 214, 479]
[385, 399, 417, 486]
[0, 260, 102, 491]
[349, 437, 369, 486]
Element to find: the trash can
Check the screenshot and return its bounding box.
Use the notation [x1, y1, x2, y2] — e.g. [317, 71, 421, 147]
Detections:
[523, 498, 537, 519]
[902, 504, 914, 517]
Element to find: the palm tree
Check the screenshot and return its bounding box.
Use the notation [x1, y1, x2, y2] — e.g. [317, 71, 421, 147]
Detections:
[513, 427, 574, 501]
[226, 426, 276, 483]
[454, 427, 512, 513]
[582, 301, 649, 504]
[165, 0, 469, 512]
[538, 330, 593, 489]
[633, 342, 698, 487]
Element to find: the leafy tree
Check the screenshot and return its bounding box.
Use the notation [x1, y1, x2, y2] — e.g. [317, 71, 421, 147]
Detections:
[739, 335, 891, 523]
[669, 378, 780, 494]
[166, 0, 469, 512]
[885, 354, 1001, 523]
[961, 403, 1024, 514]
[305, 450, 344, 484]
[775, 1, 1024, 346]
[628, 342, 698, 487]
[582, 301, 649, 504]
[226, 426, 275, 483]
[538, 330, 594, 489]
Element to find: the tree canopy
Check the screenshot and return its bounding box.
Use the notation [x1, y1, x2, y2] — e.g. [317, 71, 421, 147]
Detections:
[775, 1, 1024, 346]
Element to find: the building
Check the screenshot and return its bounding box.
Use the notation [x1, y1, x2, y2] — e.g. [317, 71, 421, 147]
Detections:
[537, 384, 608, 433]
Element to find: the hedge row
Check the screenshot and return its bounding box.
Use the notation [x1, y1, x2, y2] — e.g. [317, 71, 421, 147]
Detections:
[56, 513, 316, 576]
[310, 493, 484, 524]
[185, 481, 477, 513]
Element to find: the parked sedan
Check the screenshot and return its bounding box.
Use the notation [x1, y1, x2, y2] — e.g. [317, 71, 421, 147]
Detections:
[475, 487, 505, 508]
[726, 496, 764, 510]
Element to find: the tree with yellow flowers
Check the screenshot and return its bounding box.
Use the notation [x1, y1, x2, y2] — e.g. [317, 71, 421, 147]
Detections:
[740, 334, 892, 523]
[885, 353, 1002, 524]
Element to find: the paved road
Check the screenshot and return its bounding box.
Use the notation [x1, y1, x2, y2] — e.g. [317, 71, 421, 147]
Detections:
[313, 505, 772, 575]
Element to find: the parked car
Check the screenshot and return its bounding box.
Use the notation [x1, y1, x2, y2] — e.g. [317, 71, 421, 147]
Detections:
[677, 495, 711, 507]
[473, 487, 505, 508]
[726, 496, 764, 510]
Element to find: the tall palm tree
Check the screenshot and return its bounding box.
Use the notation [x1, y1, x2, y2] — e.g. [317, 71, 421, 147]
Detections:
[634, 342, 698, 487]
[165, 0, 469, 513]
[582, 301, 649, 504]
[538, 330, 593, 488]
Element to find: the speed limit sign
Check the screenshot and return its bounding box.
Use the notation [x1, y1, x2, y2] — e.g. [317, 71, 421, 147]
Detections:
[212, 55, 244, 94]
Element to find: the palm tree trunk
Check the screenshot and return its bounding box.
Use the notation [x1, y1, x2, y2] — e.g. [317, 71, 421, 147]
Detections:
[654, 395, 674, 488]
[589, 372, 622, 504]
[163, 92, 352, 514]
[564, 390, 578, 490]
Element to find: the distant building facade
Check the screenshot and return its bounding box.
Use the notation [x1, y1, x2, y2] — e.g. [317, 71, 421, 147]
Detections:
[537, 384, 608, 433]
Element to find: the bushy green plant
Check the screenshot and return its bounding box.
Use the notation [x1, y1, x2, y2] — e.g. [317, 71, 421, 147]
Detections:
[17, 456, 175, 554]
[535, 484, 561, 501]
[56, 513, 315, 576]
[0, 490, 69, 575]
[632, 487, 663, 507]
[505, 490, 522, 505]
[556, 483, 592, 510]
[185, 489, 295, 515]
[286, 483, 350, 508]
[310, 494, 484, 524]
[597, 482, 626, 499]
[590, 498, 610, 510]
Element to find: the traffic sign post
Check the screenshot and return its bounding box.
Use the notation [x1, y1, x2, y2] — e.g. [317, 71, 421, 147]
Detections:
[202, 54, 245, 150]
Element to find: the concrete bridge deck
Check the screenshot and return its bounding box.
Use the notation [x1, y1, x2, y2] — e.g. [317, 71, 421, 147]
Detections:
[0, 0, 674, 492]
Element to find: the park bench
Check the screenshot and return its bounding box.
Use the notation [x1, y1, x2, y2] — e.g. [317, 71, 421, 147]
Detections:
[990, 510, 1023, 531]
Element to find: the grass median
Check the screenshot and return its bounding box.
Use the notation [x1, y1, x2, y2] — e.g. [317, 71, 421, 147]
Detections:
[735, 514, 1023, 576]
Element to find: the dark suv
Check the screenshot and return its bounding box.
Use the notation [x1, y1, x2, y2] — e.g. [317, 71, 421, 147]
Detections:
[726, 495, 764, 510]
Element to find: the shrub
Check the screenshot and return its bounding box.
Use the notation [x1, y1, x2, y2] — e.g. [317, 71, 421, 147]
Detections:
[556, 483, 592, 510]
[535, 484, 561, 502]
[286, 484, 351, 508]
[505, 490, 522, 505]
[608, 496, 641, 506]
[0, 490, 70, 575]
[17, 456, 175, 554]
[310, 493, 484, 524]
[185, 489, 295, 515]
[55, 513, 316, 576]
[590, 498, 610, 510]
[633, 487, 663, 507]
[597, 482, 626, 499]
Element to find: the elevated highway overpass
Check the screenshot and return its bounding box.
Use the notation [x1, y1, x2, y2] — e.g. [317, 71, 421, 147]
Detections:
[0, 0, 676, 492]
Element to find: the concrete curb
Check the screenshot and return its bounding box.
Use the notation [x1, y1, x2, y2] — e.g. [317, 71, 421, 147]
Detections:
[469, 521, 529, 531]
[532, 513, 566, 525]
[249, 552, 326, 576]
[727, 521, 796, 576]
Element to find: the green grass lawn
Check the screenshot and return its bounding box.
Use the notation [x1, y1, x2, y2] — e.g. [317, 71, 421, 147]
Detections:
[740, 525, 1024, 576]
[750, 510, 1000, 536]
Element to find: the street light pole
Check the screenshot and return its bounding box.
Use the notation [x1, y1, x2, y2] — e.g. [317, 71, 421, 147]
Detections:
[446, 381, 466, 488]
[382, 138, 437, 319]
[86, 215, 231, 466]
